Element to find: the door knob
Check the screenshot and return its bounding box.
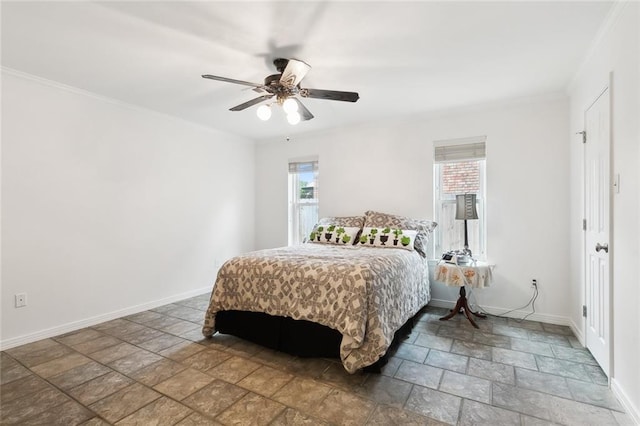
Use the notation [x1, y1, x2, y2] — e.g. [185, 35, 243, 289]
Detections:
[595, 243, 609, 253]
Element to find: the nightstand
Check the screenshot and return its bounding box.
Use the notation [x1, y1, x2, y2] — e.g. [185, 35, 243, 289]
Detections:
[435, 260, 493, 328]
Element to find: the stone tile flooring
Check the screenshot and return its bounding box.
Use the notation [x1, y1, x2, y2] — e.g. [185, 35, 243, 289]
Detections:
[1, 294, 635, 425]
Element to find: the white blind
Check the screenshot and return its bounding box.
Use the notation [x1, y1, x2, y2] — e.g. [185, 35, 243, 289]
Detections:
[288, 161, 318, 173]
[434, 137, 486, 163]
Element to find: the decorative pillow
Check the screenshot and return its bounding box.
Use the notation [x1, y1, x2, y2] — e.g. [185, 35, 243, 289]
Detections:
[363, 210, 437, 257]
[308, 225, 360, 246]
[357, 227, 418, 251]
[317, 216, 365, 228]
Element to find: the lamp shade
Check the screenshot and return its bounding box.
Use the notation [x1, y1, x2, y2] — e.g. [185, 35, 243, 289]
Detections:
[256, 105, 271, 121]
[287, 111, 301, 125]
[455, 194, 479, 220]
[282, 98, 298, 114]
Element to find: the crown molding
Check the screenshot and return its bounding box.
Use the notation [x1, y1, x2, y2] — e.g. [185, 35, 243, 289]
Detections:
[1, 66, 255, 144]
[566, 1, 631, 92]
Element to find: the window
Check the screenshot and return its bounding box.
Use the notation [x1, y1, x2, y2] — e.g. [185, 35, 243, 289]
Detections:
[288, 159, 319, 245]
[433, 138, 486, 259]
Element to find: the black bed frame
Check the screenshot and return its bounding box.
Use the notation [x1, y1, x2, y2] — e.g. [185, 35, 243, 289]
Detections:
[215, 307, 425, 373]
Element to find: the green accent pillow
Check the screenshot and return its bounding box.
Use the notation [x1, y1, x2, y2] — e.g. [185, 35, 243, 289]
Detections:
[308, 225, 360, 246]
[358, 227, 418, 251]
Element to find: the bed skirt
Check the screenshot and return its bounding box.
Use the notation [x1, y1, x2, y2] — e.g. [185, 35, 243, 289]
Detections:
[214, 306, 426, 373]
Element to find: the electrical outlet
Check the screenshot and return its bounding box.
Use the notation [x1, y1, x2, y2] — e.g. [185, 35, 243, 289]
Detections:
[531, 279, 538, 288]
[15, 293, 27, 308]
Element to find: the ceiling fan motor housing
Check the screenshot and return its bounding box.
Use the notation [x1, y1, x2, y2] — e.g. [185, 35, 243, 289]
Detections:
[273, 58, 289, 73]
[264, 74, 281, 87]
[264, 73, 299, 100]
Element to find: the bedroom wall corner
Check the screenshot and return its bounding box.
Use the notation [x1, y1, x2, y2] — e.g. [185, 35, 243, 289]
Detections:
[0, 70, 256, 349]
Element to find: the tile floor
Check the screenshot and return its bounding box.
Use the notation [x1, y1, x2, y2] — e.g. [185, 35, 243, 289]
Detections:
[0, 294, 634, 425]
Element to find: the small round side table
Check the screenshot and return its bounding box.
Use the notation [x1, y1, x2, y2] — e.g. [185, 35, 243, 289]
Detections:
[435, 260, 493, 328]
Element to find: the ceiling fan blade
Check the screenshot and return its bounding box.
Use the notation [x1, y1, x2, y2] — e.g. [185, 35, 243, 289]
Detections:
[229, 94, 274, 111]
[279, 59, 311, 88]
[202, 74, 263, 88]
[294, 98, 314, 121]
[300, 88, 359, 102]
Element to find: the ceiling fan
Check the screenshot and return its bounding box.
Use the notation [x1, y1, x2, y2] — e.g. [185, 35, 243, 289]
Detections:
[202, 58, 359, 124]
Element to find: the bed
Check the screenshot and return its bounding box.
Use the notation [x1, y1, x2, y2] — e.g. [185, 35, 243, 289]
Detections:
[202, 211, 436, 373]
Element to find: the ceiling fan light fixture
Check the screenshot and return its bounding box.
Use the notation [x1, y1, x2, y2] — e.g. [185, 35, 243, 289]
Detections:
[287, 111, 301, 125]
[256, 104, 271, 121]
[203, 57, 359, 124]
[282, 98, 298, 114]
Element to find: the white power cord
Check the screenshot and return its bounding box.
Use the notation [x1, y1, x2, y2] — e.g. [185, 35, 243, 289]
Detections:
[469, 284, 539, 323]
[439, 259, 540, 323]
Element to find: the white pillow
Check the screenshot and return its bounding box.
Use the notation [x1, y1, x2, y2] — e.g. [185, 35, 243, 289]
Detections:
[358, 227, 417, 250]
[308, 225, 360, 245]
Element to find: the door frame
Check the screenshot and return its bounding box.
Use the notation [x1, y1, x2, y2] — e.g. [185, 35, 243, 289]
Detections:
[582, 76, 613, 381]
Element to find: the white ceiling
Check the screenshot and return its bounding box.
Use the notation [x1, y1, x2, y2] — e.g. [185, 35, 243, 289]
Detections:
[2, 1, 613, 141]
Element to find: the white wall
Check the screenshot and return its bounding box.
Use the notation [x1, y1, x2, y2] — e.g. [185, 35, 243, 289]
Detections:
[568, 2, 639, 422]
[1, 70, 255, 348]
[255, 96, 571, 323]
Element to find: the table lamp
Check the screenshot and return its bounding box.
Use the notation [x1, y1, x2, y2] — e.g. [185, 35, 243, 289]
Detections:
[456, 194, 479, 258]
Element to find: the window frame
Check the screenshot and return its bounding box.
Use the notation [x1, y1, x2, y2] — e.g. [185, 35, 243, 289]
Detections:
[288, 159, 319, 246]
[433, 138, 487, 260]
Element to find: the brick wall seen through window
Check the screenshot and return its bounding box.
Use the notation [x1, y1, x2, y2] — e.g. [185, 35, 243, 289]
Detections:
[442, 162, 480, 195]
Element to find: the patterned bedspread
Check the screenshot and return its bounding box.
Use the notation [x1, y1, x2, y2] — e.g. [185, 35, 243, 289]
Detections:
[202, 244, 430, 373]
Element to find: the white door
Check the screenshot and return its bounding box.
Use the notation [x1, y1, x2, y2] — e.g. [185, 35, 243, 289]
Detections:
[584, 88, 611, 375]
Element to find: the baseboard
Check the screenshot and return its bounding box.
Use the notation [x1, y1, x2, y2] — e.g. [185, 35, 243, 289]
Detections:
[428, 298, 572, 326]
[0, 286, 212, 351]
[569, 317, 585, 347]
[612, 378, 640, 425]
